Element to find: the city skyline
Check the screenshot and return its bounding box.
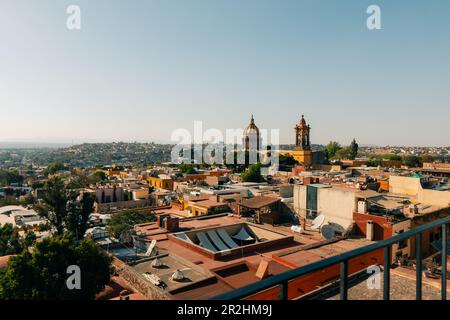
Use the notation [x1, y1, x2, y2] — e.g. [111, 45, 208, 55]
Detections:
[1, 0, 449, 146]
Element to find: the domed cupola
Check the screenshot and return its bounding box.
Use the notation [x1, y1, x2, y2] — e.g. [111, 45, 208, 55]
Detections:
[244, 115, 259, 136]
[243, 115, 261, 151]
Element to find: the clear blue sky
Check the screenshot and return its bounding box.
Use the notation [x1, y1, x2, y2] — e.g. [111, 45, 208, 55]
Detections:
[0, 0, 449, 146]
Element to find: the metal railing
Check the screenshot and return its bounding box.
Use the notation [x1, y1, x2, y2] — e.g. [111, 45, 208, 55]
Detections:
[211, 215, 450, 300]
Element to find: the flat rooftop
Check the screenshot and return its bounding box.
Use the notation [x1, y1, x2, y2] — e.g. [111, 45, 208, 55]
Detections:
[132, 253, 213, 292]
[114, 214, 390, 300]
[273, 238, 375, 269]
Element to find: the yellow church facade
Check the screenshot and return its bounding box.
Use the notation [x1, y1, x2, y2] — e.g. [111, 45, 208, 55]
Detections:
[280, 115, 313, 167]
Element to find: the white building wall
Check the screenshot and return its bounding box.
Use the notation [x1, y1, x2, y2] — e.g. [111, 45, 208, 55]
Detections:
[293, 185, 307, 218]
[317, 188, 357, 229]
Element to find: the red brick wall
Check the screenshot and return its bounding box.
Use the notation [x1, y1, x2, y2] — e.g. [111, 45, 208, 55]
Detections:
[353, 212, 393, 240]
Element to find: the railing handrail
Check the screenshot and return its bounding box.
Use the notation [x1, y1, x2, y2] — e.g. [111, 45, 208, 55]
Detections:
[211, 215, 450, 300]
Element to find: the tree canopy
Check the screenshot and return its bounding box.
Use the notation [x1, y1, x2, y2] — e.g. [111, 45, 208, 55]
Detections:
[107, 210, 156, 239]
[279, 154, 299, 166]
[44, 161, 67, 176]
[0, 169, 24, 187]
[240, 163, 264, 183]
[179, 163, 197, 174]
[334, 147, 352, 160]
[0, 235, 112, 300]
[0, 224, 23, 256]
[92, 170, 107, 183]
[403, 155, 423, 168]
[35, 176, 95, 239]
[325, 141, 342, 159]
[349, 139, 359, 160]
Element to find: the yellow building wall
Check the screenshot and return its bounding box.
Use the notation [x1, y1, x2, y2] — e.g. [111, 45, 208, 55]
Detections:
[187, 202, 209, 217]
[148, 177, 174, 191]
[312, 164, 343, 171]
[291, 150, 312, 166]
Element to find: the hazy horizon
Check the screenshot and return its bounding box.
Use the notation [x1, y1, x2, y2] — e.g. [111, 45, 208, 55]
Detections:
[1, 0, 449, 146]
[0, 139, 446, 149]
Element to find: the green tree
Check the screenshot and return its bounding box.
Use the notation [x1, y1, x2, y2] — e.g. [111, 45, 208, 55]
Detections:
[35, 177, 95, 238]
[349, 138, 359, 160]
[325, 141, 342, 159]
[91, 170, 107, 183]
[334, 147, 352, 160]
[0, 235, 111, 300]
[20, 194, 36, 206]
[44, 162, 67, 176]
[420, 154, 435, 164]
[22, 230, 37, 248]
[36, 176, 68, 235]
[65, 192, 96, 240]
[107, 210, 156, 239]
[0, 224, 23, 256]
[0, 169, 24, 187]
[179, 163, 197, 174]
[279, 154, 299, 166]
[367, 157, 382, 167]
[403, 155, 422, 168]
[382, 154, 402, 161]
[240, 163, 264, 183]
[0, 196, 20, 207]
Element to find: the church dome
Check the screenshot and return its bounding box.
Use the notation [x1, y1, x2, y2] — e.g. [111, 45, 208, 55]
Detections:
[244, 115, 260, 135]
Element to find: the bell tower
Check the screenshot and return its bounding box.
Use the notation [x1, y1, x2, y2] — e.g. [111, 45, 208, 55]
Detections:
[292, 115, 313, 166]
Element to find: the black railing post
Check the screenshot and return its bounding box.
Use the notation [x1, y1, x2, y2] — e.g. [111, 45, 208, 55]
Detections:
[340, 261, 348, 300]
[279, 281, 288, 300]
[416, 233, 422, 300]
[442, 224, 447, 301]
[383, 246, 391, 300]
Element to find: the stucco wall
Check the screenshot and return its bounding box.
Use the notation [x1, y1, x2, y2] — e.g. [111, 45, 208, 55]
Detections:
[293, 185, 307, 217]
[317, 188, 356, 229]
[418, 189, 450, 207]
[388, 176, 421, 196]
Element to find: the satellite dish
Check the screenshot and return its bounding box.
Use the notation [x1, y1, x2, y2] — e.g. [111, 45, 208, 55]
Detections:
[328, 222, 345, 235]
[321, 225, 336, 240]
[311, 214, 325, 230]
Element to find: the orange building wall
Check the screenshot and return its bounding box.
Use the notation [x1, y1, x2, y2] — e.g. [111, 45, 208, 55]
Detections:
[378, 180, 389, 192]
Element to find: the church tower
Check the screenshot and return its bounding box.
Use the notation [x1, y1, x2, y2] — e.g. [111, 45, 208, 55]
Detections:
[243, 115, 261, 151]
[292, 115, 313, 166]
